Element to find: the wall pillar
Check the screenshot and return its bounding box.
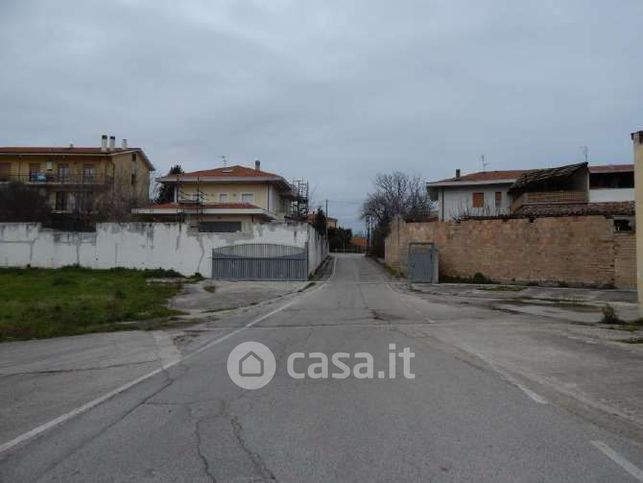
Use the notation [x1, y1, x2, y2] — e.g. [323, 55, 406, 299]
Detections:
[632, 130, 643, 316]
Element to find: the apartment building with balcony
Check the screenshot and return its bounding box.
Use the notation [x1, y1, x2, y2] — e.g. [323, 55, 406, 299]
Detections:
[0, 135, 154, 216]
[133, 161, 309, 232]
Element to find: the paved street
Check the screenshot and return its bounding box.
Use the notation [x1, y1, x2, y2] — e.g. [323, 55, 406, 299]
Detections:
[2, 254, 643, 482]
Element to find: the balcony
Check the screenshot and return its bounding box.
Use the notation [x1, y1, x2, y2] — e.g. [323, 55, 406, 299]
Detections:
[0, 173, 113, 187]
[511, 190, 588, 212]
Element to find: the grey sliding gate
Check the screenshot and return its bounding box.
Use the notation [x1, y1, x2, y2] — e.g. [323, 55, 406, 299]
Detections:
[408, 242, 438, 283]
[212, 243, 308, 281]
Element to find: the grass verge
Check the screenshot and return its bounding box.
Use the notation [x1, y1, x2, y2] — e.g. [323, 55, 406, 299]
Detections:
[0, 266, 184, 342]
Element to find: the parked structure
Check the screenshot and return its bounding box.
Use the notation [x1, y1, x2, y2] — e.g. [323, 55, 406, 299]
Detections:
[133, 161, 309, 232]
[428, 162, 634, 221]
[0, 135, 153, 217]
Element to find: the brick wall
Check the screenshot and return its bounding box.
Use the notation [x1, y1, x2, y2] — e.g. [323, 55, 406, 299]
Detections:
[385, 215, 636, 288]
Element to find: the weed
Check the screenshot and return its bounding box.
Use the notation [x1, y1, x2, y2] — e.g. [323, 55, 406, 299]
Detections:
[203, 285, 216, 293]
[601, 304, 625, 325]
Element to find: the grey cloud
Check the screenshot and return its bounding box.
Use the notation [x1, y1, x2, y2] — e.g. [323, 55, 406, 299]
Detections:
[1, 0, 642, 230]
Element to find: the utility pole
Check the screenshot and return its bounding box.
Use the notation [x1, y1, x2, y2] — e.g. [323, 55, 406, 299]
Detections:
[325, 199, 328, 216]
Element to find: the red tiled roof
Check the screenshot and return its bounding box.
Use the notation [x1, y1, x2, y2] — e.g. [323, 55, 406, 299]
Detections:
[589, 164, 634, 174]
[173, 165, 282, 179]
[512, 201, 635, 218]
[430, 170, 528, 184]
[0, 147, 141, 155]
[148, 202, 260, 210]
[0, 146, 154, 170]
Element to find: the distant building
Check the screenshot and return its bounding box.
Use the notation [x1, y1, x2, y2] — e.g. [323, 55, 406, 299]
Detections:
[427, 169, 527, 220]
[0, 135, 153, 216]
[133, 161, 308, 232]
[306, 212, 338, 229]
[428, 163, 634, 221]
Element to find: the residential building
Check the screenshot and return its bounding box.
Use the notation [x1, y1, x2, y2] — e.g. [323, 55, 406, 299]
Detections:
[306, 212, 338, 229]
[133, 161, 308, 232]
[428, 162, 635, 221]
[427, 169, 527, 220]
[0, 135, 153, 216]
[588, 164, 635, 202]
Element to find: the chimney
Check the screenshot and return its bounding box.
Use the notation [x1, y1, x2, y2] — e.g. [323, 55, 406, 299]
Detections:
[121, 138, 128, 149]
[101, 134, 108, 152]
[69, 143, 74, 149]
[632, 131, 643, 144]
[109, 135, 116, 150]
[255, 160, 261, 171]
[455, 169, 461, 179]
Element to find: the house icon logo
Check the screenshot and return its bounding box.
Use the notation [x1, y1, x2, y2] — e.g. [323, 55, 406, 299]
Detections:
[239, 351, 264, 377]
[227, 342, 276, 390]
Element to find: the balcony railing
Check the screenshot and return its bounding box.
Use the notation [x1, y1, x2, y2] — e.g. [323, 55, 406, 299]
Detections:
[0, 173, 114, 186]
[511, 190, 588, 211]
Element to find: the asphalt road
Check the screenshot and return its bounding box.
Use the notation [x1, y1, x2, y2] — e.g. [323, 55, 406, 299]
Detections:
[2, 254, 643, 482]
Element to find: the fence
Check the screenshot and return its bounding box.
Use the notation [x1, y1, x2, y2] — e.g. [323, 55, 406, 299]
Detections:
[212, 243, 308, 280]
[0, 222, 328, 277]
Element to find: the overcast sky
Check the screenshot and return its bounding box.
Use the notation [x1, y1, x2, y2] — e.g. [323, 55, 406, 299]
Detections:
[1, 0, 642, 231]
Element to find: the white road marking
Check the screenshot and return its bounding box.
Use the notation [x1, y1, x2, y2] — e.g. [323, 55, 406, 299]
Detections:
[457, 343, 548, 405]
[0, 299, 298, 455]
[591, 440, 643, 482]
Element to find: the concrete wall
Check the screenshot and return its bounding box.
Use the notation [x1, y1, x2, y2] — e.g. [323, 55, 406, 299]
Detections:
[589, 188, 635, 202]
[634, 131, 643, 313]
[436, 183, 513, 221]
[307, 225, 329, 275]
[0, 222, 328, 277]
[385, 215, 636, 288]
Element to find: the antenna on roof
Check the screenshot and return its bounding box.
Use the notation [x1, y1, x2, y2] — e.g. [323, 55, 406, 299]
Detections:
[579, 146, 589, 163]
[220, 155, 227, 167]
[481, 154, 489, 172]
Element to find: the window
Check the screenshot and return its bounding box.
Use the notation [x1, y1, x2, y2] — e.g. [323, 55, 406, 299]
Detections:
[57, 164, 69, 182]
[614, 219, 633, 232]
[241, 193, 255, 204]
[472, 192, 484, 208]
[83, 164, 95, 182]
[131, 173, 136, 186]
[219, 193, 229, 203]
[495, 191, 502, 208]
[131, 153, 136, 163]
[0, 163, 10, 181]
[54, 192, 68, 211]
[29, 163, 41, 182]
[79, 193, 94, 213]
[198, 221, 242, 233]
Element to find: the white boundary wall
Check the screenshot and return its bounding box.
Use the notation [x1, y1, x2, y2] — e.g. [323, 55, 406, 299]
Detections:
[0, 222, 328, 277]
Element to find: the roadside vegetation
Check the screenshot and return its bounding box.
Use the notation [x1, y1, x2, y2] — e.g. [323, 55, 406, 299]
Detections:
[0, 266, 185, 341]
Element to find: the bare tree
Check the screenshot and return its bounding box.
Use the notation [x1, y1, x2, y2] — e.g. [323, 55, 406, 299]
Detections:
[361, 172, 433, 256]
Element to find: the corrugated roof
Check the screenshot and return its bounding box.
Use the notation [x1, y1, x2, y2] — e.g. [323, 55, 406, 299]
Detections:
[509, 162, 587, 193]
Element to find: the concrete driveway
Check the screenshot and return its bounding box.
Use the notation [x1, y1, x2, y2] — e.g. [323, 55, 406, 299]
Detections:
[1, 254, 642, 481]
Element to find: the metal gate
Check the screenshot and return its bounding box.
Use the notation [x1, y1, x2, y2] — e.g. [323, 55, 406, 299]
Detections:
[408, 242, 438, 283]
[212, 243, 308, 281]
